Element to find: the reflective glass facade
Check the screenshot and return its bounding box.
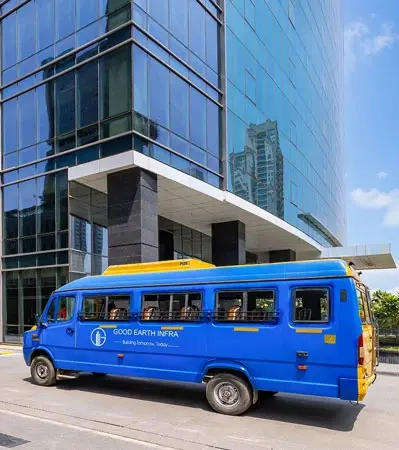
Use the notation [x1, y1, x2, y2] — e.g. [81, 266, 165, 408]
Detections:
[226, 0, 345, 246]
[0, 0, 223, 340]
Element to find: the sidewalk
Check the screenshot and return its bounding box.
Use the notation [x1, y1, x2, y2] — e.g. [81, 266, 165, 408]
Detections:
[378, 363, 399, 377]
[0, 343, 22, 352]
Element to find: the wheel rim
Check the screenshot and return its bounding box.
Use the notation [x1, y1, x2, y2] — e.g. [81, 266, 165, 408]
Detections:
[214, 382, 240, 408]
[35, 363, 49, 380]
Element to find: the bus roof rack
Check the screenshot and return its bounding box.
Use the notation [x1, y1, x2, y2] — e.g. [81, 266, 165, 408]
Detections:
[102, 259, 215, 276]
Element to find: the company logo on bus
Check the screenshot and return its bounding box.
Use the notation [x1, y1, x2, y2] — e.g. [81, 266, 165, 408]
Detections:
[90, 328, 107, 347]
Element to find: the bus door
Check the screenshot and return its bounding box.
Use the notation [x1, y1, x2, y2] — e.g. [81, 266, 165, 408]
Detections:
[290, 286, 341, 389]
[39, 294, 78, 369]
[356, 287, 374, 377]
[75, 292, 132, 370]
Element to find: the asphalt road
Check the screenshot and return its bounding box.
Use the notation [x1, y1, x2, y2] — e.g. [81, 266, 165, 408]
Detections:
[0, 351, 398, 450]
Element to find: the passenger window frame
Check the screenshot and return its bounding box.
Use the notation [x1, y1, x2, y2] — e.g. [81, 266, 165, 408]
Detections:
[56, 295, 76, 323]
[291, 286, 331, 324]
[140, 290, 203, 322]
[213, 287, 278, 323]
[79, 292, 132, 322]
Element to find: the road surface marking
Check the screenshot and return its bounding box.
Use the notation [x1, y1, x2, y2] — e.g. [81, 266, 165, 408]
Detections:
[0, 409, 176, 449]
[0, 352, 20, 357]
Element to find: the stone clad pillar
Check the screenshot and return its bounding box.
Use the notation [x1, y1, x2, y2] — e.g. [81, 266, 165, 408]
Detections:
[107, 167, 158, 265]
[211, 220, 246, 266]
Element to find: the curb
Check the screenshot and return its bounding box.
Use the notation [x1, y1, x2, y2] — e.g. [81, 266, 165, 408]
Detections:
[378, 371, 399, 377]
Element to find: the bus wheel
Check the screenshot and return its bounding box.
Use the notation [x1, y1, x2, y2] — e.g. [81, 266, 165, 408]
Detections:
[31, 355, 56, 387]
[92, 373, 107, 377]
[206, 373, 252, 416]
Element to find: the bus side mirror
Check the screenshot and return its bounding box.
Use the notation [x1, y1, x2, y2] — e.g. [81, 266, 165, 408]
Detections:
[35, 314, 48, 329]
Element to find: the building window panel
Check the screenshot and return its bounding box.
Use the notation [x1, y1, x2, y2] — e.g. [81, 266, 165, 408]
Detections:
[18, 0, 36, 61]
[2, 12, 17, 69]
[148, 56, 170, 128]
[205, 14, 219, 72]
[2, 99, 19, 155]
[55, 72, 76, 136]
[189, 87, 207, 150]
[4, 184, 19, 240]
[290, 181, 298, 206]
[170, 74, 189, 140]
[133, 45, 148, 117]
[19, 90, 37, 150]
[77, 0, 99, 29]
[148, 0, 169, 29]
[245, 69, 256, 102]
[5, 272, 19, 337]
[77, 61, 99, 128]
[107, 3, 132, 31]
[189, 0, 206, 61]
[36, 83, 54, 143]
[100, 45, 132, 120]
[206, 100, 220, 158]
[78, 125, 99, 146]
[19, 179, 37, 238]
[36, 0, 55, 52]
[169, 0, 188, 46]
[56, 171, 69, 232]
[245, 0, 255, 28]
[101, 114, 132, 139]
[55, 0, 76, 41]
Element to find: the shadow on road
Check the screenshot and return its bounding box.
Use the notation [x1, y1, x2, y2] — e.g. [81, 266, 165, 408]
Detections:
[24, 374, 364, 432]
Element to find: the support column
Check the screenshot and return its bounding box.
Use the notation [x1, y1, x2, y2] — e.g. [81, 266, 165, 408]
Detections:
[107, 167, 158, 265]
[269, 249, 296, 263]
[212, 221, 246, 266]
[159, 230, 174, 261]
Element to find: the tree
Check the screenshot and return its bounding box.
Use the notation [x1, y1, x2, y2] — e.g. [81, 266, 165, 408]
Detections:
[371, 290, 399, 330]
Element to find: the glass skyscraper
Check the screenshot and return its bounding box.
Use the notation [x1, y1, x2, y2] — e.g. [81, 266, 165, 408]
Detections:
[0, 0, 344, 341]
[226, 0, 344, 247]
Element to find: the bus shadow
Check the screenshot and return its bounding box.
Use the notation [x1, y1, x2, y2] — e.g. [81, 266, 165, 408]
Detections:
[251, 393, 364, 431]
[25, 374, 364, 432]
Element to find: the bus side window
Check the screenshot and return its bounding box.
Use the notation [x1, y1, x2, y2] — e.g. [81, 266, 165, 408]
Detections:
[108, 295, 130, 320]
[293, 288, 329, 323]
[247, 290, 275, 321]
[356, 289, 366, 324]
[357, 289, 371, 324]
[216, 292, 243, 321]
[141, 292, 202, 321]
[57, 296, 75, 321]
[81, 295, 130, 321]
[215, 290, 277, 322]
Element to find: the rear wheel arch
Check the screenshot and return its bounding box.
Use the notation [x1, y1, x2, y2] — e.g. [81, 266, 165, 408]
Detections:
[203, 366, 254, 387]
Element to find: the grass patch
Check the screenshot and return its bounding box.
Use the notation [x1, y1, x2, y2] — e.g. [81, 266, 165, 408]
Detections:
[380, 346, 399, 352]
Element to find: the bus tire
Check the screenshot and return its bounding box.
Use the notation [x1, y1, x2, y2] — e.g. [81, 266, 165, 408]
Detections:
[92, 373, 107, 377]
[31, 355, 56, 387]
[206, 373, 252, 416]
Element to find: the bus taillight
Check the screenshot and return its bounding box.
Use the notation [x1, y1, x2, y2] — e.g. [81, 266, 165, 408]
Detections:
[358, 333, 365, 366]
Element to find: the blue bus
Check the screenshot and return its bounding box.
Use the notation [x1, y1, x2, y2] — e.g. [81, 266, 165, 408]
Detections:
[23, 258, 377, 416]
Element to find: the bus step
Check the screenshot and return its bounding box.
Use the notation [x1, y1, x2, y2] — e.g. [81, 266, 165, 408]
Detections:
[56, 370, 79, 380]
